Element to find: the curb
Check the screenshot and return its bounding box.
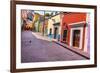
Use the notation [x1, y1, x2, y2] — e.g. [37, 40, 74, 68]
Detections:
[53, 41, 90, 59]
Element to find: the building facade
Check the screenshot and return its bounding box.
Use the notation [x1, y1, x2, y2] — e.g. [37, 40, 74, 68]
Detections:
[47, 12, 90, 53]
[47, 14, 61, 41]
[61, 12, 89, 53]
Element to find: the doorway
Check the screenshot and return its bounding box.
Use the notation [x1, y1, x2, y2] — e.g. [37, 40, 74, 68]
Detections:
[72, 30, 80, 47]
[54, 27, 58, 39]
[49, 28, 52, 35]
[63, 30, 68, 42]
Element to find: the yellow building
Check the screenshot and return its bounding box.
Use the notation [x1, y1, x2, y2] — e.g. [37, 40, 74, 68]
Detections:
[47, 14, 61, 40]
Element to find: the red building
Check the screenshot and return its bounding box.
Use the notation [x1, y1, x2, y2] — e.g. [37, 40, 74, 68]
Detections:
[60, 12, 88, 51]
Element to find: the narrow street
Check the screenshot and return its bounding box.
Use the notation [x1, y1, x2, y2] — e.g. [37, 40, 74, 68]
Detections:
[21, 31, 86, 63]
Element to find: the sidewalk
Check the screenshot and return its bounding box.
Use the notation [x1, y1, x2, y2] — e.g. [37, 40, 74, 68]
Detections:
[32, 32, 51, 41]
[53, 40, 90, 59]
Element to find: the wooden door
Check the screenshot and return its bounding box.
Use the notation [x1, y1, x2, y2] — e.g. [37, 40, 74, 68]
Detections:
[73, 30, 80, 47]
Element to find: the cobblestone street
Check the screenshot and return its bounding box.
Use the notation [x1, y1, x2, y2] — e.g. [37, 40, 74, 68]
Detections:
[21, 31, 86, 63]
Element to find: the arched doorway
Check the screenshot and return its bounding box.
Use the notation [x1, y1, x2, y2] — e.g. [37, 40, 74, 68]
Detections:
[63, 30, 68, 42]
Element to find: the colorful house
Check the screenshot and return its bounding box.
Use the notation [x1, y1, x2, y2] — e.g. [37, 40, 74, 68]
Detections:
[21, 10, 33, 30]
[61, 12, 89, 53]
[47, 14, 61, 41]
[47, 12, 90, 53]
[44, 19, 48, 36]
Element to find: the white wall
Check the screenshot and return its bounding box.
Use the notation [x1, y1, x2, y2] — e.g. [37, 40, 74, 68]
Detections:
[0, 0, 100, 73]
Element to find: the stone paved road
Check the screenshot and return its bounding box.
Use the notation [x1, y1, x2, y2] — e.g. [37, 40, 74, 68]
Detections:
[21, 31, 86, 63]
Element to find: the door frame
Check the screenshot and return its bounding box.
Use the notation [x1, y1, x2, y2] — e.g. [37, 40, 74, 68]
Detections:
[70, 27, 83, 49]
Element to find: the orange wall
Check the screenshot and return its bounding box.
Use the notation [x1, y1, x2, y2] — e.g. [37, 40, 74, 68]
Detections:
[61, 12, 86, 45]
[63, 13, 86, 24]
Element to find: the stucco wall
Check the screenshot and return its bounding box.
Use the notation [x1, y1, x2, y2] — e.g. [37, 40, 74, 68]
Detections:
[62, 13, 86, 25]
[47, 14, 61, 35]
